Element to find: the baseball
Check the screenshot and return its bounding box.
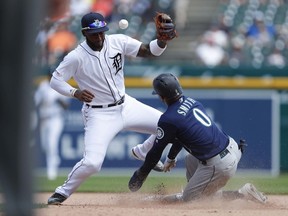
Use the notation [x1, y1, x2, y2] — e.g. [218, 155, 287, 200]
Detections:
[119, 19, 129, 29]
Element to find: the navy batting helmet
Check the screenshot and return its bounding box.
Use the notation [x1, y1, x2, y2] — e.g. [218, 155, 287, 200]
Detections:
[152, 73, 183, 100]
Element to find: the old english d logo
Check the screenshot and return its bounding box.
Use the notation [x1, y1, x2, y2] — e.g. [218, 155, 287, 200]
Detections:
[110, 53, 122, 74]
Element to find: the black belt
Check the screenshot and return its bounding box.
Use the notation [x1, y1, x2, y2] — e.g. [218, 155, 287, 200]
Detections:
[200, 148, 230, 166]
[87, 96, 125, 108]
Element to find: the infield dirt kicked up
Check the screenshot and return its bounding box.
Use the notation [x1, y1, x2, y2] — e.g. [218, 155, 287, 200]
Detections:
[34, 193, 288, 216]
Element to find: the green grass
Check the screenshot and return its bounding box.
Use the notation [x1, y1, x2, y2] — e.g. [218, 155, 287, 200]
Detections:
[36, 173, 288, 195]
[1, 174, 287, 211]
[1, 174, 287, 213]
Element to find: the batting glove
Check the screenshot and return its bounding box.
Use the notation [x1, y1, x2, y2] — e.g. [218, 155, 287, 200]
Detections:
[163, 157, 177, 172]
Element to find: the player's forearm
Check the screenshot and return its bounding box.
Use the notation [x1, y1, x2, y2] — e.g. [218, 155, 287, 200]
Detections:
[150, 39, 167, 56]
[137, 39, 167, 57]
[140, 145, 163, 174]
[157, 39, 167, 48]
[167, 140, 183, 160]
[50, 76, 77, 98]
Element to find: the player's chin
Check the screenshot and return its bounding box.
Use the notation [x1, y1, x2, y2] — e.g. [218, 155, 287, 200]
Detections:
[92, 40, 104, 48]
[98, 40, 104, 45]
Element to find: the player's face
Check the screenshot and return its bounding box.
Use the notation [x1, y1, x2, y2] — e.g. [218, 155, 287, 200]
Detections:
[84, 31, 105, 51]
[158, 95, 166, 104]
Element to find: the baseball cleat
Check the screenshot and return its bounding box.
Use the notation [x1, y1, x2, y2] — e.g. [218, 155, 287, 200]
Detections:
[142, 195, 163, 201]
[47, 193, 67, 205]
[131, 147, 164, 172]
[162, 193, 183, 203]
[239, 183, 267, 204]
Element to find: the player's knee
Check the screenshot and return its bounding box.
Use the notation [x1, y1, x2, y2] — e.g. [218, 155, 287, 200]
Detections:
[83, 159, 102, 173]
[182, 193, 192, 202]
[182, 190, 199, 202]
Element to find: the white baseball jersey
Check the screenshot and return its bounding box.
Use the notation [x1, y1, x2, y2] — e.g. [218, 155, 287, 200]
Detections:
[34, 80, 69, 119]
[53, 34, 141, 105]
[51, 34, 163, 197]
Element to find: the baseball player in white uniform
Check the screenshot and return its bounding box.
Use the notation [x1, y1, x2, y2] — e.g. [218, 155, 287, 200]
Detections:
[47, 12, 176, 204]
[34, 75, 70, 180]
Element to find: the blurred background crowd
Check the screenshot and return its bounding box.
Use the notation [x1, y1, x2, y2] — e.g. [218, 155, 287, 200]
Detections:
[34, 0, 288, 76]
[197, 0, 288, 69]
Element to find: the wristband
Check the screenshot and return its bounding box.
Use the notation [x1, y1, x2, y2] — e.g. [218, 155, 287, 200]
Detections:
[165, 157, 176, 163]
[149, 39, 167, 56]
[70, 88, 77, 97]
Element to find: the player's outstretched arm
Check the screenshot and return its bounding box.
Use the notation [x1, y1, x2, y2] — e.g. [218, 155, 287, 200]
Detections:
[137, 41, 166, 57]
[137, 12, 177, 58]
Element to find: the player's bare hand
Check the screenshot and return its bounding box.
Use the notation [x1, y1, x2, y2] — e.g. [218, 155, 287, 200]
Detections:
[74, 89, 95, 102]
[163, 157, 176, 172]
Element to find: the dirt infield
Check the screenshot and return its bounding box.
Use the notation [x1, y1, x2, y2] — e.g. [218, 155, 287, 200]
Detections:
[36, 193, 288, 216]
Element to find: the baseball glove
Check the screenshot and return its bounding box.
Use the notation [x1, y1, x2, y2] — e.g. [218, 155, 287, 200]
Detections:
[128, 169, 148, 192]
[154, 12, 177, 41]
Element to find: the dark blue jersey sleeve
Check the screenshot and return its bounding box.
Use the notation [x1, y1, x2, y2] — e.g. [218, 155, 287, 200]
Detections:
[167, 138, 183, 160]
[156, 121, 183, 160]
[139, 121, 180, 174]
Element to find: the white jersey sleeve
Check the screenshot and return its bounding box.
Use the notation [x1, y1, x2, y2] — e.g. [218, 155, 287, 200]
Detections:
[123, 35, 142, 57]
[51, 50, 79, 97]
[110, 34, 141, 57]
[53, 51, 79, 81]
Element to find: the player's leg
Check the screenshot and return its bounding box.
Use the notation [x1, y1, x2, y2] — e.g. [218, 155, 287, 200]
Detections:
[220, 138, 267, 203]
[163, 154, 229, 202]
[122, 95, 163, 170]
[39, 119, 51, 178]
[182, 138, 242, 201]
[185, 153, 199, 180]
[122, 95, 161, 155]
[123, 94, 162, 134]
[45, 116, 64, 180]
[181, 163, 231, 202]
[164, 140, 240, 202]
[161, 154, 199, 202]
[48, 106, 123, 204]
[131, 134, 156, 161]
[39, 119, 49, 152]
